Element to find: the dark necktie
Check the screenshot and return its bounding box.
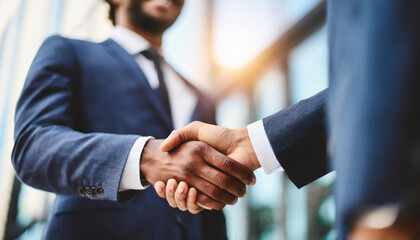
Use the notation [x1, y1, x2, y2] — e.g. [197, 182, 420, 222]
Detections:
[141, 49, 172, 121]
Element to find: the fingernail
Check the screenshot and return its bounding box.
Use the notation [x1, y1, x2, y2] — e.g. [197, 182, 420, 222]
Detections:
[177, 186, 184, 194]
[197, 203, 212, 210]
[250, 176, 256, 186]
[240, 185, 247, 197]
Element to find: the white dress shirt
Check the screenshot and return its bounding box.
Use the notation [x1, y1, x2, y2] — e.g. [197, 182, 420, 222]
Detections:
[113, 26, 198, 191]
[247, 120, 284, 174]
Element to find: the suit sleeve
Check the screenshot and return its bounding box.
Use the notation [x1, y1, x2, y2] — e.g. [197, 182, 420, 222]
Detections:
[12, 36, 139, 202]
[262, 90, 330, 188]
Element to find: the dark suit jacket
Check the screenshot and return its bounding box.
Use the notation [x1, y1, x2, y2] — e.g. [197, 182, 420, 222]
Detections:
[328, 0, 420, 238]
[12, 36, 226, 240]
[262, 90, 329, 188]
[264, 1, 420, 239]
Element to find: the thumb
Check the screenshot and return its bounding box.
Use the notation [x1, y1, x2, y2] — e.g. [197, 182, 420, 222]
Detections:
[160, 122, 203, 152]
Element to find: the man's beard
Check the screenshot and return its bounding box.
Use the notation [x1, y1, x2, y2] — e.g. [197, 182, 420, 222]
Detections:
[128, 0, 177, 35]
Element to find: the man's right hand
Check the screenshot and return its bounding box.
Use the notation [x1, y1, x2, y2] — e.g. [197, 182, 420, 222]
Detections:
[141, 139, 256, 210]
[160, 121, 261, 171]
[153, 121, 263, 213]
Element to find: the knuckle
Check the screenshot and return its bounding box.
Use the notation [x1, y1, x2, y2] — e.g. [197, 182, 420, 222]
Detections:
[218, 128, 233, 142]
[222, 158, 234, 170]
[195, 141, 207, 153]
[182, 160, 193, 171]
[181, 158, 196, 172]
[190, 142, 202, 154]
[216, 173, 229, 186]
[190, 121, 201, 128]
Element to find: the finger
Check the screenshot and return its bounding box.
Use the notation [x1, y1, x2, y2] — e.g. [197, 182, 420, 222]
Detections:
[191, 176, 236, 205]
[186, 187, 203, 214]
[175, 181, 188, 211]
[203, 147, 256, 186]
[197, 161, 246, 198]
[166, 179, 178, 208]
[154, 181, 166, 198]
[196, 193, 226, 211]
[160, 122, 204, 152]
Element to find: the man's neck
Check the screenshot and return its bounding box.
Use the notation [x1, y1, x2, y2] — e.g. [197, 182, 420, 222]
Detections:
[122, 24, 163, 48]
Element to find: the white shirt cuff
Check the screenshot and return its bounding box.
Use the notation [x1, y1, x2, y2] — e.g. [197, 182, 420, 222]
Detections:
[247, 120, 283, 175]
[119, 136, 154, 191]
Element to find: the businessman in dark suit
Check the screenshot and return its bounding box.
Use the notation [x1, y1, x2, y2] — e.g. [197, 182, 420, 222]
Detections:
[11, 0, 255, 239]
[155, 1, 420, 239]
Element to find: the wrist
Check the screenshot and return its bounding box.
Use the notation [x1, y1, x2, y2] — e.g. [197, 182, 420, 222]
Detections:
[140, 139, 165, 185]
[235, 127, 260, 171]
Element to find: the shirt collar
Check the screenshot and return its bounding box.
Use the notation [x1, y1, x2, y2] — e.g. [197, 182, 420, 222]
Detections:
[111, 25, 162, 56]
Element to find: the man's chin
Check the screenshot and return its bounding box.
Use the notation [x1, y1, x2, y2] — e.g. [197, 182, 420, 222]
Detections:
[134, 19, 173, 34]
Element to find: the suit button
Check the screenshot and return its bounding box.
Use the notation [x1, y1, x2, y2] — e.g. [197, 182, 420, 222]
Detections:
[92, 187, 98, 197]
[85, 187, 92, 197]
[78, 186, 85, 196]
[96, 187, 104, 196]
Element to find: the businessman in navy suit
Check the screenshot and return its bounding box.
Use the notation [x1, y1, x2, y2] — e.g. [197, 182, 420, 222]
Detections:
[156, 1, 420, 239]
[11, 0, 255, 239]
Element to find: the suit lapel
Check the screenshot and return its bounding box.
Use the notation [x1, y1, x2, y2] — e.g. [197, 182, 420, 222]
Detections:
[102, 39, 173, 130]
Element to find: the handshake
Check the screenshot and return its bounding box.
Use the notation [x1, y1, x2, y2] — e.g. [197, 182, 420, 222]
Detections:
[140, 121, 261, 214]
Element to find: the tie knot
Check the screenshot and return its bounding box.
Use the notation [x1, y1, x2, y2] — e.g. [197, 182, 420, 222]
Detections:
[141, 49, 162, 62]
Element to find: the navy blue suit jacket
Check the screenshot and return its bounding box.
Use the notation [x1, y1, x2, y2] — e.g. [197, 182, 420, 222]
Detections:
[263, 1, 420, 239]
[263, 90, 329, 188]
[12, 36, 226, 240]
[328, 0, 420, 238]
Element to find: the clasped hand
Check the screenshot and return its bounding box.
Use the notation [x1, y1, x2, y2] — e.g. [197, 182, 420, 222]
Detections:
[148, 121, 261, 214]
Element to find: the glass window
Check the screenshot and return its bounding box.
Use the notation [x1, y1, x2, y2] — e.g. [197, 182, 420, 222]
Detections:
[212, 0, 286, 69]
[253, 67, 288, 120]
[282, 0, 323, 27]
[289, 26, 328, 103]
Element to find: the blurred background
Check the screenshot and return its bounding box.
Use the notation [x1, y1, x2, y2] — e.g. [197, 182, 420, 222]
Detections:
[0, 0, 332, 239]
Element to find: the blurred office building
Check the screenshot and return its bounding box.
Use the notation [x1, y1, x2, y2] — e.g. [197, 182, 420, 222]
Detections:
[0, 0, 332, 239]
